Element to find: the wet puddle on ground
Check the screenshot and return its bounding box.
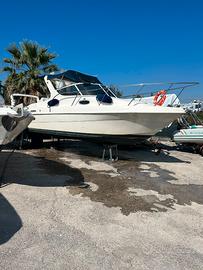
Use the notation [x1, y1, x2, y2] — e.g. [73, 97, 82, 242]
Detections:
[2, 141, 203, 216]
[31, 142, 203, 216]
[68, 160, 203, 215]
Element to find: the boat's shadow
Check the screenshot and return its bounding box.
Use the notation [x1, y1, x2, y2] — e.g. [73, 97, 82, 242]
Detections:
[46, 140, 189, 163]
[0, 194, 22, 245]
[0, 151, 85, 187]
[0, 151, 86, 245]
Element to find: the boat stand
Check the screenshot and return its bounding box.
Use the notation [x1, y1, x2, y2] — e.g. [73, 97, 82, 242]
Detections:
[102, 144, 118, 161]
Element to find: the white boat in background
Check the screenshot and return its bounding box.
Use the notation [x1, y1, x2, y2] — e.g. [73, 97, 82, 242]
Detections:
[173, 111, 203, 145]
[0, 102, 34, 146]
[174, 126, 203, 144]
[10, 70, 197, 144]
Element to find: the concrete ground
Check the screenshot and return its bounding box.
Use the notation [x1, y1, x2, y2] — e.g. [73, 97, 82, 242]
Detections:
[0, 140, 203, 270]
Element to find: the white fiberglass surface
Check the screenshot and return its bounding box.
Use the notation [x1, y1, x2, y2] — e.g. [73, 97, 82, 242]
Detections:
[28, 97, 184, 115]
[28, 110, 183, 136]
[0, 107, 18, 116]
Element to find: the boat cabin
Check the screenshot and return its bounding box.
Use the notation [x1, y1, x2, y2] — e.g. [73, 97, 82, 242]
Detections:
[45, 70, 117, 99]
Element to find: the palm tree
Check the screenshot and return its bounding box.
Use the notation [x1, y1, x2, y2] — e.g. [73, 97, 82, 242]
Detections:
[109, 84, 123, 97]
[2, 40, 58, 104]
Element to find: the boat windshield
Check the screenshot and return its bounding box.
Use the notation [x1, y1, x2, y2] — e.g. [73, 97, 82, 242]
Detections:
[78, 84, 115, 96]
[57, 85, 78, 96]
[57, 83, 115, 96]
[77, 84, 104, 95]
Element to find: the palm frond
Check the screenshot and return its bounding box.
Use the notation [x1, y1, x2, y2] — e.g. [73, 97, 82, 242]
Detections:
[43, 64, 59, 73]
[2, 66, 16, 73]
[3, 58, 15, 64]
[7, 44, 22, 60]
[3, 40, 59, 99]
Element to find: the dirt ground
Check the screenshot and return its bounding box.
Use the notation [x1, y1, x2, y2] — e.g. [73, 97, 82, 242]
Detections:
[0, 140, 203, 270]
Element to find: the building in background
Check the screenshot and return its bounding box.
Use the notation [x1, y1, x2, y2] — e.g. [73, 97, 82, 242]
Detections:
[181, 100, 203, 112]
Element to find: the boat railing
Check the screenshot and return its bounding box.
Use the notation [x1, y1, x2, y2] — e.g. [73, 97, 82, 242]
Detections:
[178, 116, 190, 129]
[55, 82, 117, 98]
[119, 82, 199, 106]
[51, 82, 117, 106]
[12, 103, 25, 117]
[10, 94, 39, 106]
[181, 110, 203, 127]
[48, 79, 199, 107]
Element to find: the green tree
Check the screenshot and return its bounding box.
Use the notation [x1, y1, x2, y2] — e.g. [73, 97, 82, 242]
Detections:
[2, 40, 58, 104]
[109, 84, 123, 97]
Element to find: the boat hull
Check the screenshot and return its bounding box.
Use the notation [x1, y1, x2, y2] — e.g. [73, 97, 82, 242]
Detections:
[0, 113, 33, 145]
[28, 111, 183, 143]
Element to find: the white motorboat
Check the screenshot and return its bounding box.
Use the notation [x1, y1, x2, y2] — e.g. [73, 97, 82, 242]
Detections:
[10, 70, 196, 144]
[173, 111, 203, 144]
[0, 103, 34, 146]
[173, 126, 203, 144]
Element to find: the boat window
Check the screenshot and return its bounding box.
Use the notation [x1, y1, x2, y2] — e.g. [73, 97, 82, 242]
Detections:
[57, 85, 78, 96]
[52, 79, 71, 89]
[77, 84, 105, 95]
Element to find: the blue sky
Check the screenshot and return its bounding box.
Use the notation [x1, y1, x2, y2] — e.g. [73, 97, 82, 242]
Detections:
[0, 0, 202, 102]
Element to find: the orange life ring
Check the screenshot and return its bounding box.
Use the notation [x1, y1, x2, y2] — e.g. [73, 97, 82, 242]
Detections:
[153, 90, 167, 106]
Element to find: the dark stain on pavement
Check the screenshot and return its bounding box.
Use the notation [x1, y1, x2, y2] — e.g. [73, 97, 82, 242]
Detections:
[1, 142, 202, 216]
[0, 151, 85, 187]
[68, 159, 203, 215]
[57, 142, 203, 215]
